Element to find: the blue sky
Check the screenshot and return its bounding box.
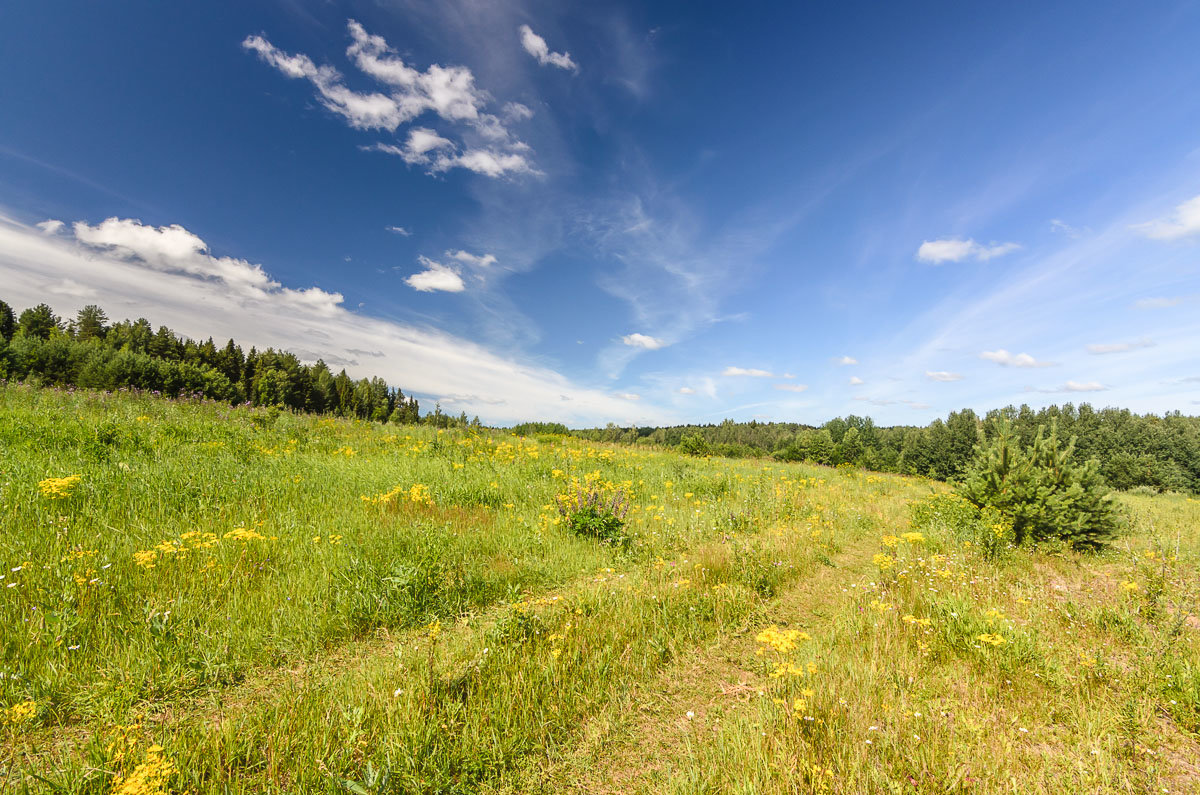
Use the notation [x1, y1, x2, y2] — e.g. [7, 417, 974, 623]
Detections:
[2, 1, 1199, 426]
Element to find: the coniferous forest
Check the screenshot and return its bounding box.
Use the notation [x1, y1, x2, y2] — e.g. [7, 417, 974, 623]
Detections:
[0, 298, 424, 425]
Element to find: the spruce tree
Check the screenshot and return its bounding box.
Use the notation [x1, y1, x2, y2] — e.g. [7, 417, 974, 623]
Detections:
[957, 420, 1123, 549]
[0, 299, 15, 342]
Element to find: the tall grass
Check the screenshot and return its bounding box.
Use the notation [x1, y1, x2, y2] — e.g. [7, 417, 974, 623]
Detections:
[1, 384, 1196, 793]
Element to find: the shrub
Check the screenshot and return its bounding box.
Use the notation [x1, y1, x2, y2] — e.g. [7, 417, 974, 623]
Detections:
[956, 420, 1124, 550]
[555, 487, 630, 547]
[678, 433, 710, 456]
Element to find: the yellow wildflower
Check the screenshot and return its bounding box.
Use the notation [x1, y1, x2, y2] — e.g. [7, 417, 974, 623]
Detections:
[976, 633, 1006, 647]
[38, 475, 81, 499]
[3, 700, 36, 726]
[110, 744, 176, 795]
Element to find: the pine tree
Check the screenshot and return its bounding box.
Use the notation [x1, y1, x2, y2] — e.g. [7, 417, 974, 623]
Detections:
[957, 420, 1123, 549]
[0, 299, 14, 342]
[74, 304, 109, 342]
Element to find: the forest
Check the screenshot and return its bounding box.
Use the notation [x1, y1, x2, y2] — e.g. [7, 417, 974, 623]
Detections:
[572, 405, 1200, 494]
[0, 298, 435, 425]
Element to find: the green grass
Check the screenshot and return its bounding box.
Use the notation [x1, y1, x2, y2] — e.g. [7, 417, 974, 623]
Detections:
[1, 384, 1196, 793]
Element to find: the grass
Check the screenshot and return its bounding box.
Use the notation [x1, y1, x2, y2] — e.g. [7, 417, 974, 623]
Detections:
[0, 383, 1196, 793]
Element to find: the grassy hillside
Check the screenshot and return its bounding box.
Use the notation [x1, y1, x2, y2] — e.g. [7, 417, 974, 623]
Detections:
[1, 384, 1197, 793]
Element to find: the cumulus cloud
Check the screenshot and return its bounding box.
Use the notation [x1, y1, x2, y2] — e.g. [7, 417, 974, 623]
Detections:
[836, 355, 858, 365]
[916, 238, 1020, 264]
[615, 392, 640, 401]
[677, 386, 696, 395]
[925, 371, 963, 382]
[773, 383, 808, 392]
[722, 366, 773, 377]
[518, 24, 578, 71]
[1131, 194, 1200, 240]
[385, 225, 412, 236]
[67, 217, 344, 314]
[980, 349, 1055, 368]
[404, 256, 465, 293]
[1064, 381, 1106, 391]
[1087, 339, 1154, 354]
[245, 20, 535, 179]
[622, 333, 666, 350]
[36, 219, 64, 234]
[0, 216, 669, 425]
[848, 376, 864, 385]
[445, 249, 497, 268]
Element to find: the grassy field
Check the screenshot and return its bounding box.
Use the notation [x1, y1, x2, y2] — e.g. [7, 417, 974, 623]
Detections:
[1, 384, 1197, 793]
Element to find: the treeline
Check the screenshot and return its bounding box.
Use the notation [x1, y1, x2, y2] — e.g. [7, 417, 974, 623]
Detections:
[574, 406, 1200, 493]
[0, 299, 468, 426]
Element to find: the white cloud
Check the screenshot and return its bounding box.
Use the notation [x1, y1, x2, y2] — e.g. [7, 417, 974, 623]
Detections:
[1131, 194, 1200, 240]
[68, 217, 344, 313]
[502, 102, 534, 121]
[1087, 339, 1154, 355]
[518, 24, 578, 71]
[446, 249, 497, 268]
[1064, 380, 1107, 392]
[677, 386, 696, 395]
[622, 333, 666, 350]
[916, 238, 1020, 264]
[925, 371, 963, 382]
[615, 392, 640, 401]
[36, 219, 64, 234]
[773, 383, 808, 393]
[245, 21, 534, 179]
[45, 278, 96, 298]
[1133, 296, 1183, 309]
[445, 149, 535, 177]
[386, 225, 412, 236]
[1049, 219, 1087, 238]
[0, 215, 670, 425]
[848, 376, 864, 385]
[405, 256, 465, 293]
[722, 366, 773, 377]
[980, 349, 1055, 368]
[836, 355, 858, 365]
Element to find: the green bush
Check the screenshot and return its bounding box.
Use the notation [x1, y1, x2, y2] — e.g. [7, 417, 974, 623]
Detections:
[956, 420, 1124, 550]
[678, 433, 710, 456]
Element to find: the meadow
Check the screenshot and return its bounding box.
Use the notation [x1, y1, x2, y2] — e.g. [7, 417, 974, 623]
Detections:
[1, 384, 1197, 793]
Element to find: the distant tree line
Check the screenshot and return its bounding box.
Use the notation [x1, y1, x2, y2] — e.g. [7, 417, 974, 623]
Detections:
[0, 298, 465, 426]
[574, 406, 1200, 494]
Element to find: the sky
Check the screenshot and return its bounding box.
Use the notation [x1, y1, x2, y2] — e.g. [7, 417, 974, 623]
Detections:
[2, 1, 1199, 427]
